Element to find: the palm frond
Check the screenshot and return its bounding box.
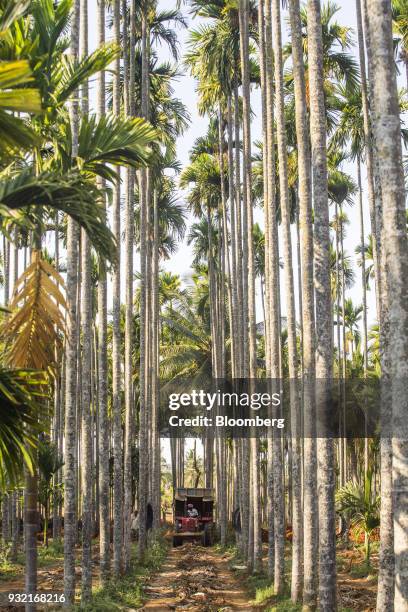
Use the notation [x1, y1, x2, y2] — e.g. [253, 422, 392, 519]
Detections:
[0, 60, 41, 155]
[54, 43, 119, 106]
[0, 0, 30, 35]
[0, 366, 48, 490]
[0, 169, 116, 261]
[1, 251, 66, 372]
[76, 114, 156, 180]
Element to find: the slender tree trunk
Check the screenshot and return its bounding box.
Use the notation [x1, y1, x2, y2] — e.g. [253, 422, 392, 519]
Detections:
[2, 236, 9, 305]
[80, 229, 92, 600]
[361, 2, 394, 609]
[95, 0, 110, 583]
[357, 159, 369, 482]
[227, 97, 238, 379]
[233, 78, 248, 560]
[271, 0, 302, 599]
[217, 108, 228, 547]
[25, 465, 38, 611]
[137, 1, 148, 562]
[151, 188, 161, 531]
[121, 0, 132, 573]
[79, 0, 92, 600]
[356, 0, 380, 307]
[2, 497, 9, 546]
[263, 0, 284, 588]
[233, 84, 243, 379]
[367, 3, 408, 609]
[63, 0, 80, 603]
[239, 0, 260, 572]
[10, 492, 19, 562]
[307, 1, 336, 609]
[287, 0, 317, 607]
[112, 0, 123, 577]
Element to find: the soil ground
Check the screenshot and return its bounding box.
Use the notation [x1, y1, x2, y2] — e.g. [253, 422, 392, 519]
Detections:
[141, 542, 259, 611]
[0, 539, 378, 611]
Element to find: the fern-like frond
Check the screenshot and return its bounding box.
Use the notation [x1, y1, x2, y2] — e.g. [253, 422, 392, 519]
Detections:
[1, 251, 66, 372]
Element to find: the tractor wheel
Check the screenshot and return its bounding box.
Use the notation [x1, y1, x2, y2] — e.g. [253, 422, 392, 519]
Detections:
[173, 535, 182, 547]
[201, 523, 213, 547]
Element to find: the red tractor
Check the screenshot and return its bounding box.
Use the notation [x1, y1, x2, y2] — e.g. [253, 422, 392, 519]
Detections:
[172, 487, 215, 547]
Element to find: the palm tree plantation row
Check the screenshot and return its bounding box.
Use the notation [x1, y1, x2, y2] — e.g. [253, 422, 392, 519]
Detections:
[0, 0, 407, 609]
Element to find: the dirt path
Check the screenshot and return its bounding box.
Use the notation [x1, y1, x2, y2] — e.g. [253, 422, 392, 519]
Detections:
[141, 543, 258, 611]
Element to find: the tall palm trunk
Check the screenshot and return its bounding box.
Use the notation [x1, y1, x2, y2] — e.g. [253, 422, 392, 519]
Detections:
[227, 97, 238, 379]
[271, 0, 302, 599]
[137, 2, 148, 562]
[79, 0, 93, 600]
[95, 0, 110, 583]
[233, 83, 248, 553]
[233, 83, 244, 378]
[112, 0, 123, 576]
[217, 107, 228, 547]
[121, 0, 131, 573]
[258, 3, 271, 574]
[63, 0, 80, 603]
[2, 237, 9, 305]
[367, 3, 408, 609]
[261, 0, 275, 579]
[263, 0, 284, 588]
[307, 2, 336, 609]
[2, 242, 11, 565]
[238, 0, 260, 572]
[355, 0, 380, 308]
[287, 0, 317, 607]
[10, 492, 18, 562]
[53, 217, 62, 543]
[151, 188, 161, 531]
[80, 225, 92, 601]
[361, 3, 394, 609]
[238, 0, 251, 379]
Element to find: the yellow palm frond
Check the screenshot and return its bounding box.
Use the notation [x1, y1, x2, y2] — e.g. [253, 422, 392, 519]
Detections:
[1, 251, 66, 372]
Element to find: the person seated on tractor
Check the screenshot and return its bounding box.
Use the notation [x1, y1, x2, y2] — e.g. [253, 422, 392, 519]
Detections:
[187, 503, 199, 518]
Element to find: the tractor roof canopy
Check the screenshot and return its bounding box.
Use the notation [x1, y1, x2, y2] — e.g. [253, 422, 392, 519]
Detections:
[175, 487, 214, 502]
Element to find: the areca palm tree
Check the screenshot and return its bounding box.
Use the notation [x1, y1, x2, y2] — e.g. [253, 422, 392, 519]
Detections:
[270, 0, 302, 595]
[286, 0, 317, 604]
[161, 292, 212, 385]
[284, 1, 360, 94]
[335, 298, 363, 357]
[307, 0, 336, 607]
[366, 2, 408, 607]
[111, 0, 122, 580]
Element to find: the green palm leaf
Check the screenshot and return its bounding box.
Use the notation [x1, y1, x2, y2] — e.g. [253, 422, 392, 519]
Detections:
[0, 170, 116, 261]
[0, 367, 48, 490]
[54, 43, 119, 107]
[76, 114, 156, 180]
[0, 0, 31, 36]
[0, 60, 41, 155]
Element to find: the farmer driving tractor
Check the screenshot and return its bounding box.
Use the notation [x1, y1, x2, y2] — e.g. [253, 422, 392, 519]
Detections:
[187, 503, 199, 517]
[172, 488, 215, 546]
